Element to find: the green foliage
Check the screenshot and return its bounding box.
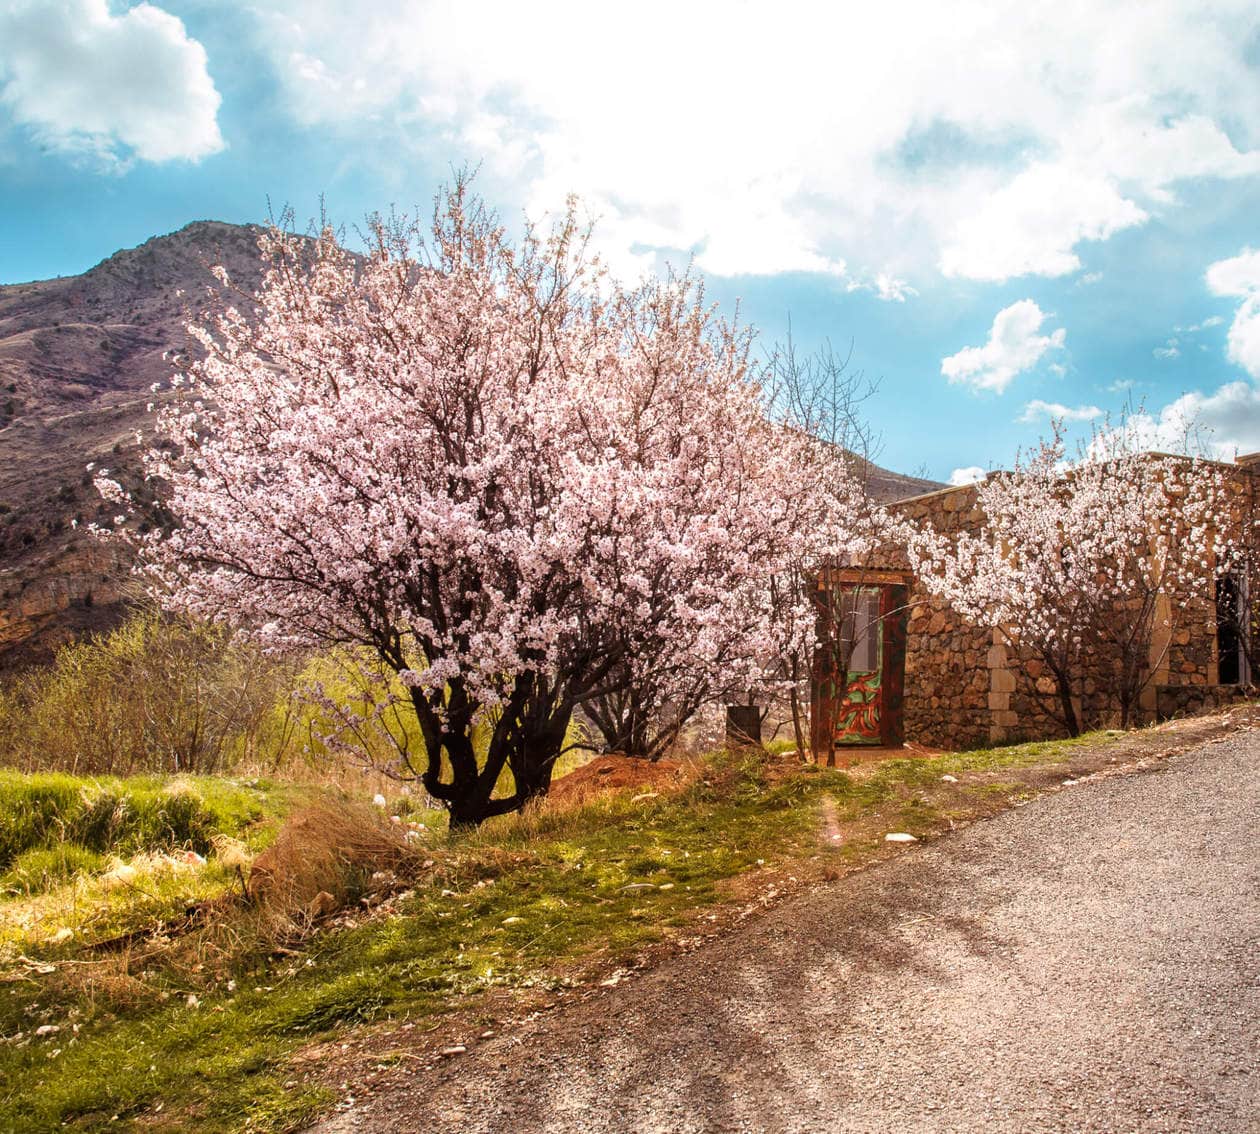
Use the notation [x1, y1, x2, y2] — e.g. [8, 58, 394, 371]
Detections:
[0, 769, 281, 874]
[0, 611, 301, 776]
[1, 845, 103, 896]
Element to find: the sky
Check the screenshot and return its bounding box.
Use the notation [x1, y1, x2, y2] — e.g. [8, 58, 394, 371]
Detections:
[1, 1, 1259, 484]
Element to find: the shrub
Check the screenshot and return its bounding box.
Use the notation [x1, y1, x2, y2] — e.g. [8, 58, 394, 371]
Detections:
[0, 611, 302, 775]
[0, 770, 273, 871]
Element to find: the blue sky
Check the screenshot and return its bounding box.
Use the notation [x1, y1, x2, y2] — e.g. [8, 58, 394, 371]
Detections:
[2, 1, 1259, 483]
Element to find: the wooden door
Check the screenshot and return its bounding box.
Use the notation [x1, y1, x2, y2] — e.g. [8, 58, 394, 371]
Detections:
[813, 581, 908, 749]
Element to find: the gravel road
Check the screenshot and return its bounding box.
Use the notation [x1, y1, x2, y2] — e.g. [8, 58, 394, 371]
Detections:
[313, 731, 1260, 1133]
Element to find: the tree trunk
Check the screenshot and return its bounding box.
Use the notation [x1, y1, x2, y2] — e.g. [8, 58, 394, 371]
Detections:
[1054, 670, 1081, 737]
[789, 685, 807, 762]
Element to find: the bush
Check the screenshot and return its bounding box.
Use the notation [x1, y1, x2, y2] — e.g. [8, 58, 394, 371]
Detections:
[0, 611, 302, 775]
[67, 785, 218, 858]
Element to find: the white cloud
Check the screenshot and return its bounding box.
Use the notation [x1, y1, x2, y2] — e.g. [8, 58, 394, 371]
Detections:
[939, 163, 1147, 281]
[941, 300, 1066, 394]
[1206, 248, 1260, 379]
[1177, 315, 1225, 333]
[1153, 338, 1181, 360]
[0, 0, 222, 167]
[1120, 381, 1260, 459]
[1205, 248, 1260, 298]
[949, 466, 987, 486]
[874, 274, 917, 302]
[235, 1, 1260, 284]
[845, 272, 919, 302]
[1019, 399, 1102, 423]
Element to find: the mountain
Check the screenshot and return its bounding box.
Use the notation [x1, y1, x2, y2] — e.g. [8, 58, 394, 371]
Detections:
[0, 222, 266, 668]
[857, 457, 941, 503]
[0, 224, 941, 669]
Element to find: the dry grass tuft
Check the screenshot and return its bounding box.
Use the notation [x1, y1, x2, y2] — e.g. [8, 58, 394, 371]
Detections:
[246, 801, 418, 922]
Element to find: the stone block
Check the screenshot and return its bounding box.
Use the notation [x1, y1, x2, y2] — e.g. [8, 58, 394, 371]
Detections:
[990, 668, 1016, 693]
[988, 690, 1010, 711]
[986, 644, 1007, 668]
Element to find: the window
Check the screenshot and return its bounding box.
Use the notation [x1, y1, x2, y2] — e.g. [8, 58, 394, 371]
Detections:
[838, 588, 881, 673]
[1215, 573, 1247, 686]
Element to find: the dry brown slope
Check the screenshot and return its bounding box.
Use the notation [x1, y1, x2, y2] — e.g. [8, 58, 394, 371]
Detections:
[0, 221, 265, 667]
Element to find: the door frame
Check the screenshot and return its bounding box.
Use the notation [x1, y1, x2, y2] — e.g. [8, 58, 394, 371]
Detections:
[811, 568, 911, 750]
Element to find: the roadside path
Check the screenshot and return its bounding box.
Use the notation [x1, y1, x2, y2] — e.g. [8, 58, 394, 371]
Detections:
[313, 730, 1260, 1133]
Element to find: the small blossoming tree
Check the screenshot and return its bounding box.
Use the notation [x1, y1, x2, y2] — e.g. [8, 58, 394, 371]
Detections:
[580, 345, 884, 763]
[100, 180, 865, 825]
[906, 426, 1230, 735]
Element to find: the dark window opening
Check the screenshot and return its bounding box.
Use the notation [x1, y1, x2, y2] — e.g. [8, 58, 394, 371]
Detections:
[1216, 575, 1243, 685]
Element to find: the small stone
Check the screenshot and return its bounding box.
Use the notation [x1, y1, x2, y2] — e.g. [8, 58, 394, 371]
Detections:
[35, 1025, 59, 1037]
[940, 774, 958, 783]
[630, 792, 659, 803]
[480, 1030, 496, 1039]
[439, 1045, 467, 1057]
[501, 916, 525, 925]
[885, 832, 918, 843]
[307, 890, 338, 919]
[657, 882, 675, 890]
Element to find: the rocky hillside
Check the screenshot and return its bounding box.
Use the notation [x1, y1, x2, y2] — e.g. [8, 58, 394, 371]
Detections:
[0, 222, 265, 668]
[0, 224, 941, 669]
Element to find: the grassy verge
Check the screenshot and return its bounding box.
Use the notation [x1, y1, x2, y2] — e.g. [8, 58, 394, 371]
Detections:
[0, 772, 306, 956]
[0, 726, 1142, 1132]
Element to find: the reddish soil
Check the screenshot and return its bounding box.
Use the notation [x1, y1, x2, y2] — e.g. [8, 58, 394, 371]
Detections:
[764, 740, 942, 780]
[546, 754, 689, 806]
[830, 741, 941, 769]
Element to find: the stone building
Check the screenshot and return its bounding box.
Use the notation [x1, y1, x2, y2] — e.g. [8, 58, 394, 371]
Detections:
[813, 454, 1260, 752]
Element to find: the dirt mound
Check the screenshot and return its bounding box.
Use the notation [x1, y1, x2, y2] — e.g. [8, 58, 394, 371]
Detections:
[547, 755, 689, 807]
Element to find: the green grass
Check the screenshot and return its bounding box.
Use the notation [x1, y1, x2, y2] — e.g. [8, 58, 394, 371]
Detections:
[0, 732, 1115, 1133]
[0, 770, 294, 878]
[857, 727, 1120, 790]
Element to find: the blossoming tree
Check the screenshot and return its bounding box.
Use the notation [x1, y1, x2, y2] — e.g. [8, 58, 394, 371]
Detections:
[580, 337, 884, 762]
[906, 426, 1229, 735]
[100, 180, 865, 826]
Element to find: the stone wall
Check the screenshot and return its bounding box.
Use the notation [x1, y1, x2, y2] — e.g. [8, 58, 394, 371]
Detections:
[867, 456, 1260, 750]
[894, 485, 995, 749]
[1154, 682, 1249, 720]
